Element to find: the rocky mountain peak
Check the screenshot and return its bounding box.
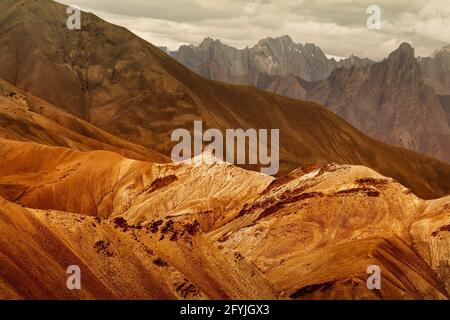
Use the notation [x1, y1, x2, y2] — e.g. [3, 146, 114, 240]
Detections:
[422, 44, 450, 95]
[432, 44, 450, 58]
[307, 41, 450, 163]
[388, 42, 415, 61]
[257, 35, 294, 46]
[1, 0, 450, 301]
[254, 35, 296, 54]
[385, 43, 422, 86]
[199, 37, 224, 49]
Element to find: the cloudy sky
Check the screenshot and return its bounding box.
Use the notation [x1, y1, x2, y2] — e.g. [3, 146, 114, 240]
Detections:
[58, 0, 450, 60]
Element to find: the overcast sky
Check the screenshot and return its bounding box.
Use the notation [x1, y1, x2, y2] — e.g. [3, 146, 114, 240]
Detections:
[58, 0, 450, 60]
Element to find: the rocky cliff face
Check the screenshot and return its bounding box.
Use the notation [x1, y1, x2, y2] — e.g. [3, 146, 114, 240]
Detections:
[173, 35, 372, 84]
[307, 43, 450, 163]
[439, 95, 450, 126]
[420, 45, 450, 95]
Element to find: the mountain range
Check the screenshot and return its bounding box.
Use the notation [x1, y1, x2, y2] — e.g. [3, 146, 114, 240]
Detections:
[172, 35, 373, 84]
[169, 37, 450, 164]
[420, 46, 450, 95]
[0, 0, 449, 300]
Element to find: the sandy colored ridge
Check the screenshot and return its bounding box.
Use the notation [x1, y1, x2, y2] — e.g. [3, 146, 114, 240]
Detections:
[0, 139, 449, 299]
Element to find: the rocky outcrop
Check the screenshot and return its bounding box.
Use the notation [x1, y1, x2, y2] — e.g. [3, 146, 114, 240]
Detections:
[419, 45, 450, 95]
[0, 139, 274, 227]
[307, 43, 450, 163]
[210, 164, 450, 299]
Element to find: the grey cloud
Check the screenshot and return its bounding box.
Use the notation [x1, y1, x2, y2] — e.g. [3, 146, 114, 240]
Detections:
[57, 0, 450, 60]
[58, 0, 255, 22]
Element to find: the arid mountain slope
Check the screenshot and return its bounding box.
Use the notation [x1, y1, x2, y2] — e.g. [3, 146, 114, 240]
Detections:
[0, 140, 449, 299]
[0, 196, 277, 300]
[411, 195, 450, 295]
[209, 164, 450, 299]
[0, 139, 273, 227]
[1, 1, 450, 198]
[0, 79, 168, 162]
[307, 43, 450, 163]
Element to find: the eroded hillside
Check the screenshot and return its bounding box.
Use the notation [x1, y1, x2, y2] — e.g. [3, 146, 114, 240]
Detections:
[0, 140, 448, 300]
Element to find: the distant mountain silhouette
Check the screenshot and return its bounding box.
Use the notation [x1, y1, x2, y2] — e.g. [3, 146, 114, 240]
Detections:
[172, 35, 372, 84]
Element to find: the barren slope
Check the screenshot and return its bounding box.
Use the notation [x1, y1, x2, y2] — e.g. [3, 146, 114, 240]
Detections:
[0, 79, 168, 162]
[0, 196, 277, 300]
[210, 164, 450, 299]
[410, 196, 450, 295]
[0, 140, 449, 300]
[0, 139, 272, 228]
